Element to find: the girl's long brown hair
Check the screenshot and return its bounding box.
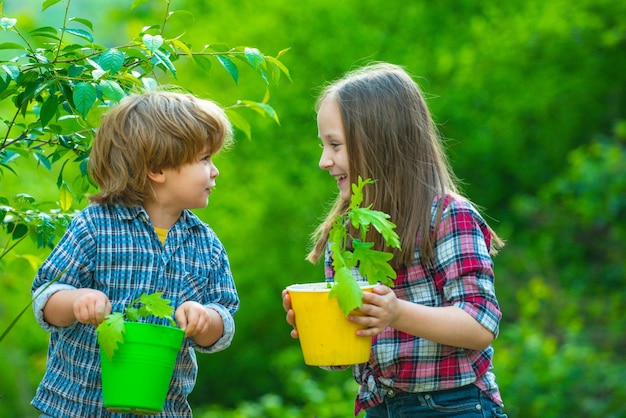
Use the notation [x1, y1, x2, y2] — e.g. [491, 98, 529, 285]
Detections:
[307, 63, 503, 268]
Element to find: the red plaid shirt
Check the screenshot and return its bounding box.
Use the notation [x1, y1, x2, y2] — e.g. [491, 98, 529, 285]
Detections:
[325, 196, 503, 415]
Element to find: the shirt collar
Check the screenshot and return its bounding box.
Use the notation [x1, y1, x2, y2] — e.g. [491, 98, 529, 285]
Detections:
[112, 205, 204, 230]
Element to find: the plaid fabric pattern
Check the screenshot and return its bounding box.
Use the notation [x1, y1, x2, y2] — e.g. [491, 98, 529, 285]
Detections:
[324, 196, 503, 415]
[31, 204, 239, 417]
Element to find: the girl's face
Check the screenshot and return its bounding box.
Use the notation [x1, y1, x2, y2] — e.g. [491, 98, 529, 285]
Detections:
[160, 144, 219, 211]
[317, 97, 351, 201]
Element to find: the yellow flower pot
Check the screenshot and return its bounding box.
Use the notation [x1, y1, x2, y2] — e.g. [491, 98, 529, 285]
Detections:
[286, 282, 374, 366]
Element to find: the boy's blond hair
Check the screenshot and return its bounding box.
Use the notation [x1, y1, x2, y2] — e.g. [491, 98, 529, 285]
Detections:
[88, 90, 233, 206]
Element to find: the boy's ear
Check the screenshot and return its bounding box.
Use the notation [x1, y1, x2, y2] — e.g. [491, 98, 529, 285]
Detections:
[147, 169, 166, 184]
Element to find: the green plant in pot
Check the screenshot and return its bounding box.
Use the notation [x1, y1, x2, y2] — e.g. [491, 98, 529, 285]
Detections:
[287, 177, 401, 366]
[97, 292, 184, 415]
[328, 176, 401, 315]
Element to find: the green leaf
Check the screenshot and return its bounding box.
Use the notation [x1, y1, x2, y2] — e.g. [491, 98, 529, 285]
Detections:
[56, 159, 68, 188]
[33, 152, 52, 170]
[42, 0, 63, 11]
[97, 312, 126, 361]
[225, 109, 251, 140]
[353, 240, 397, 286]
[0, 42, 24, 50]
[142, 34, 163, 53]
[91, 69, 106, 81]
[2, 64, 20, 81]
[40, 94, 58, 128]
[243, 47, 264, 69]
[99, 80, 125, 102]
[0, 18, 17, 31]
[28, 26, 58, 36]
[63, 28, 93, 43]
[266, 55, 292, 82]
[16, 78, 54, 109]
[73, 82, 97, 118]
[1, 150, 20, 165]
[67, 64, 86, 78]
[10, 223, 29, 240]
[126, 306, 140, 322]
[59, 182, 72, 211]
[35, 213, 56, 248]
[237, 100, 280, 124]
[192, 54, 212, 75]
[329, 268, 364, 316]
[98, 48, 125, 73]
[152, 49, 176, 77]
[142, 77, 158, 91]
[216, 55, 238, 84]
[349, 177, 374, 210]
[68, 17, 94, 31]
[14, 193, 36, 206]
[131, 0, 152, 10]
[350, 207, 401, 249]
[169, 39, 193, 58]
[137, 292, 174, 320]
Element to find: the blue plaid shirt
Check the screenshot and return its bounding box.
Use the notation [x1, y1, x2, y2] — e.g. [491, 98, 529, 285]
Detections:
[31, 204, 239, 417]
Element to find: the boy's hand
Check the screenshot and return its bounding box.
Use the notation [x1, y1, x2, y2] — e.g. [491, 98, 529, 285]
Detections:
[282, 289, 299, 339]
[175, 301, 212, 338]
[72, 290, 112, 327]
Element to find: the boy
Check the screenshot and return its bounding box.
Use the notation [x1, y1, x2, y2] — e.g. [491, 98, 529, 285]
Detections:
[31, 91, 239, 417]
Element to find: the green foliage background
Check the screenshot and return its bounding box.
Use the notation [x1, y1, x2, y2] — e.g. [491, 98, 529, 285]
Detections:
[1, 0, 625, 417]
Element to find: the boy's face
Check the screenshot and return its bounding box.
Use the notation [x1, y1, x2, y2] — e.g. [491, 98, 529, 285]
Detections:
[317, 97, 351, 202]
[160, 145, 219, 210]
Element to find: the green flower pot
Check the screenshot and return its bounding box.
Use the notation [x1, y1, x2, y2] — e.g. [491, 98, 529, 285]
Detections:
[100, 322, 184, 415]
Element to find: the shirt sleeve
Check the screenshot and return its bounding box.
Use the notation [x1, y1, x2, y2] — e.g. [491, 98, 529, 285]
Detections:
[432, 199, 502, 337]
[32, 283, 79, 332]
[31, 212, 94, 332]
[192, 237, 239, 354]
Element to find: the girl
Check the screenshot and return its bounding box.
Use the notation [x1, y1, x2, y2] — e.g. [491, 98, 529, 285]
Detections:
[283, 63, 507, 417]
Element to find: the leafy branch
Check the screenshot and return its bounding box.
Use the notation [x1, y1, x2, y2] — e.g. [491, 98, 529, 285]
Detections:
[0, 0, 290, 268]
[328, 177, 401, 316]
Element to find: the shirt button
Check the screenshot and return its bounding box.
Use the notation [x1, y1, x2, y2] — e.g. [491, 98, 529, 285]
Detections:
[476, 404, 482, 410]
[424, 394, 430, 400]
[386, 389, 395, 397]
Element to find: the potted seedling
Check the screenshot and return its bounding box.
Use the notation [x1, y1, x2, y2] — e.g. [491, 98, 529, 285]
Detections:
[96, 292, 184, 415]
[286, 177, 401, 366]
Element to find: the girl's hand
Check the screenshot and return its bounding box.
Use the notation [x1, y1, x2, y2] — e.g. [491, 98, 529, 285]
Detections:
[72, 290, 112, 327]
[348, 285, 400, 336]
[282, 289, 299, 339]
